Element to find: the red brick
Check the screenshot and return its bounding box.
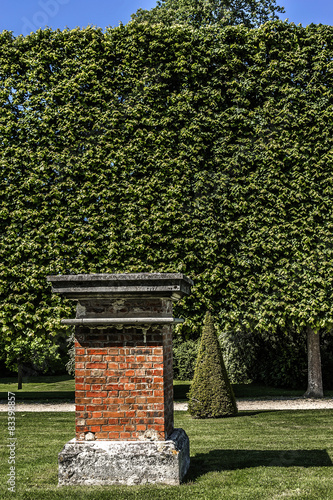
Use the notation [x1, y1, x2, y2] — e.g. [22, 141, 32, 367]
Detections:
[119, 432, 131, 439]
[124, 425, 136, 432]
[107, 363, 119, 369]
[124, 383, 135, 391]
[138, 390, 151, 397]
[105, 384, 123, 390]
[76, 356, 86, 362]
[90, 426, 101, 432]
[92, 384, 102, 391]
[103, 411, 124, 418]
[86, 391, 107, 398]
[87, 405, 105, 412]
[152, 425, 165, 432]
[102, 425, 123, 432]
[106, 418, 119, 425]
[119, 417, 130, 425]
[92, 412, 102, 418]
[95, 432, 109, 439]
[92, 398, 102, 404]
[87, 348, 107, 355]
[107, 348, 119, 355]
[89, 369, 104, 377]
[86, 362, 107, 369]
[136, 425, 148, 431]
[123, 410, 136, 418]
[91, 355, 102, 362]
[86, 418, 108, 425]
[119, 392, 130, 400]
[125, 397, 136, 404]
[103, 398, 123, 405]
[76, 426, 88, 433]
[152, 418, 164, 424]
[108, 432, 120, 439]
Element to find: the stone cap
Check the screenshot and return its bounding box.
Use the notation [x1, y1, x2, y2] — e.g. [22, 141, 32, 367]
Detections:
[47, 273, 193, 300]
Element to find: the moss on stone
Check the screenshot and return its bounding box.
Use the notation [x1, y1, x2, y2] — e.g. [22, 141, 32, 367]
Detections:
[188, 312, 238, 418]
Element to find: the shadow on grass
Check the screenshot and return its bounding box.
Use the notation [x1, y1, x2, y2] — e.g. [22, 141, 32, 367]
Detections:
[186, 448, 332, 480]
[0, 391, 75, 401]
[173, 384, 190, 401]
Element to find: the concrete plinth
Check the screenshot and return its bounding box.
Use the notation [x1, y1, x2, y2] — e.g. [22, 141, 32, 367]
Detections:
[58, 428, 190, 486]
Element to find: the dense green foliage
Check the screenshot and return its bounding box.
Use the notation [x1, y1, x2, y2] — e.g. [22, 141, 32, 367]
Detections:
[188, 312, 237, 417]
[173, 337, 199, 380]
[221, 327, 333, 389]
[131, 0, 285, 29]
[1, 22, 333, 375]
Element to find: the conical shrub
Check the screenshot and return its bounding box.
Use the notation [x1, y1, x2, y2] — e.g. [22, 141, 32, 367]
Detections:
[188, 312, 238, 418]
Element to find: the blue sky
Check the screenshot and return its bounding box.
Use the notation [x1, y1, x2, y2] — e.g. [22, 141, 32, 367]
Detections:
[1, 0, 333, 37]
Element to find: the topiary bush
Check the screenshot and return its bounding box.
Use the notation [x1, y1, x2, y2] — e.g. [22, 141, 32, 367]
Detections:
[188, 312, 238, 418]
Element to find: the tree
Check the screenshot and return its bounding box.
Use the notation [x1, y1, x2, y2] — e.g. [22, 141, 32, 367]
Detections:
[131, 0, 285, 29]
[0, 333, 61, 389]
[188, 312, 238, 418]
[304, 327, 323, 398]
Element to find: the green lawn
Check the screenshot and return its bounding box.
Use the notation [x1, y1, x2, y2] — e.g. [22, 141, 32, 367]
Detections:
[0, 410, 332, 499]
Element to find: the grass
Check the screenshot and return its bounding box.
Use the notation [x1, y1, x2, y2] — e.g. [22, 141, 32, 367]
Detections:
[0, 375, 75, 402]
[0, 410, 332, 499]
[1, 376, 333, 403]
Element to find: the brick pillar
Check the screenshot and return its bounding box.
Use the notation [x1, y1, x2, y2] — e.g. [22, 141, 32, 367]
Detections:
[47, 273, 192, 442]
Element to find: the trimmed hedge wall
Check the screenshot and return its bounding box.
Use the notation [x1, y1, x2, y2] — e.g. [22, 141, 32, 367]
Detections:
[1, 22, 333, 369]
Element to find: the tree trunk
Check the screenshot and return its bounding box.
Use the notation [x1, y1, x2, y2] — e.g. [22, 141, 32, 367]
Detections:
[304, 326, 323, 398]
[17, 361, 23, 390]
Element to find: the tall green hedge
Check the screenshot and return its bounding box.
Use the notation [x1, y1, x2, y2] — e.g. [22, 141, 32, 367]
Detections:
[1, 22, 333, 369]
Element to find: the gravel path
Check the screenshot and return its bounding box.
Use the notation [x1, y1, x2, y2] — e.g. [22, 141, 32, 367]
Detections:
[1, 397, 333, 412]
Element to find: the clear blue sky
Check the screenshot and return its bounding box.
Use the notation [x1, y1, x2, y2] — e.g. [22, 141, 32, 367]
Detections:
[1, 0, 332, 37]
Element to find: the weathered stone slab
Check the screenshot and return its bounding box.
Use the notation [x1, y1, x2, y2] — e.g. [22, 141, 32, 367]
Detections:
[47, 272, 193, 299]
[58, 428, 190, 486]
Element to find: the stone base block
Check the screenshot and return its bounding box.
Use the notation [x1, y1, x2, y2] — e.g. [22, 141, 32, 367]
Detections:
[58, 428, 190, 486]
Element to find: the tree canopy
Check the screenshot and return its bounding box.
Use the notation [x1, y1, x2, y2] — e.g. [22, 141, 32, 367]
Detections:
[131, 0, 285, 28]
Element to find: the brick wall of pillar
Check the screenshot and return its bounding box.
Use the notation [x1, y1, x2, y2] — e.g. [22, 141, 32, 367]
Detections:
[74, 309, 174, 441]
